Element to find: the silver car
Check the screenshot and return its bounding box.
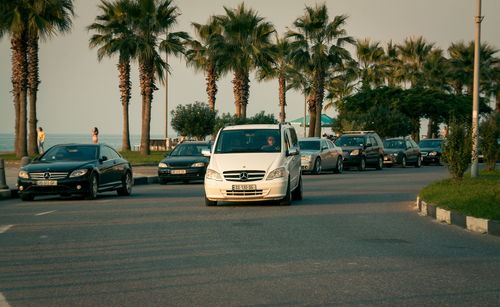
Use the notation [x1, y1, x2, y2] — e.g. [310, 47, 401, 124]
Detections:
[299, 138, 344, 174]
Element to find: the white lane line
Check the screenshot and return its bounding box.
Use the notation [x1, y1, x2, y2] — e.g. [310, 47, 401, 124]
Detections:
[35, 210, 56, 216]
[0, 225, 14, 234]
[0, 292, 12, 307]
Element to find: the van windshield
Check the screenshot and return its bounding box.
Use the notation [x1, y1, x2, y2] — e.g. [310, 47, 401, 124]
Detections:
[215, 129, 281, 153]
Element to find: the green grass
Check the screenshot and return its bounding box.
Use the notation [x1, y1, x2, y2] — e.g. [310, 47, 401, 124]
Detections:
[419, 169, 500, 220]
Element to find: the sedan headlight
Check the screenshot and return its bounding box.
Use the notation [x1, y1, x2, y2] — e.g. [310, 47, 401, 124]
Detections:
[301, 155, 312, 161]
[158, 162, 168, 168]
[266, 167, 286, 180]
[390, 153, 399, 157]
[429, 151, 438, 156]
[18, 170, 29, 179]
[350, 150, 360, 155]
[191, 162, 205, 167]
[205, 169, 222, 181]
[69, 169, 88, 178]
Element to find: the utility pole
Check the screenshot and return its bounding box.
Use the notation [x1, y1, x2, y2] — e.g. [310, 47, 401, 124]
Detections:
[471, 0, 483, 178]
[165, 54, 169, 140]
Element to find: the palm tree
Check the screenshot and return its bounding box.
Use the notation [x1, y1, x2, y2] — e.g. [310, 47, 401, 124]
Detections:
[397, 36, 434, 88]
[288, 4, 354, 137]
[215, 3, 275, 119]
[89, 0, 136, 151]
[382, 40, 403, 87]
[257, 34, 293, 123]
[324, 60, 357, 112]
[130, 0, 188, 155]
[355, 38, 385, 90]
[185, 17, 222, 112]
[287, 65, 313, 136]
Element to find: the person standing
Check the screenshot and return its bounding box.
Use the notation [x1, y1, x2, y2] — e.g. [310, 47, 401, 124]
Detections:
[37, 127, 45, 153]
[92, 127, 99, 144]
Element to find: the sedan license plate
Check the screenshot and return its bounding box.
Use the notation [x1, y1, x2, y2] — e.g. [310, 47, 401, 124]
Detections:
[232, 184, 256, 191]
[171, 170, 187, 175]
[36, 180, 57, 186]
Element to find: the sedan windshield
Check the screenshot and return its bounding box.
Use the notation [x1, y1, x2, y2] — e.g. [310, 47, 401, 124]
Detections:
[170, 144, 210, 156]
[419, 140, 442, 148]
[299, 141, 320, 151]
[215, 129, 281, 153]
[383, 140, 405, 149]
[335, 137, 365, 147]
[40, 145, 98, 161]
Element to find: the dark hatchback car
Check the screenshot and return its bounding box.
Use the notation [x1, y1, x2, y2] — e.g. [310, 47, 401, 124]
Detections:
[419, 139, 444, 165]
[17, 144, 133, 201]
[158, 141, 212, 184]
[335, 131, 384, 171]
[383, 137, 422, 168]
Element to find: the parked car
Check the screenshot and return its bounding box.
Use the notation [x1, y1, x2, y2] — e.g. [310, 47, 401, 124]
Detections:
[17, 144, 133, 201]
[203, 123, 302, 206]
[383, 137, 422, 168]
[299, 137, 343, 174]
[334, 131, 384, 171]
[158, 141, 212, 184]
[419, 138, 444, 165]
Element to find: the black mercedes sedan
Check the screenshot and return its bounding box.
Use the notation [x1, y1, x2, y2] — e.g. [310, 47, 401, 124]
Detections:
[17, 144, 133, 201]
[158, 141, 211, 184]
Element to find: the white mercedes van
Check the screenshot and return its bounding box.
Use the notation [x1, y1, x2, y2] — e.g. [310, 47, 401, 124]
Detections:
[203, 123, 302, 206]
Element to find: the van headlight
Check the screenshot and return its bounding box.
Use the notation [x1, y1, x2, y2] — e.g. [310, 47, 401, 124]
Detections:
[205, 169, 222, 181]
[18, 170, 29, 179]
[266, 167, 286, 180]
[69, 169, 88, 178]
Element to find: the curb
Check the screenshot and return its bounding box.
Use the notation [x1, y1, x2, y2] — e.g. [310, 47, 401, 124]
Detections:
[0, 176, 159, 201]
[416, 196, 500, 236]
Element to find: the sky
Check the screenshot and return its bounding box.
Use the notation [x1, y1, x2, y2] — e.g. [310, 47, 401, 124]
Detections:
[1, 0, 499, 138]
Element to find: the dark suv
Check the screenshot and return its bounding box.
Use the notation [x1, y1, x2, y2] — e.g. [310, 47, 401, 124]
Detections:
[335, 131, 385, 171]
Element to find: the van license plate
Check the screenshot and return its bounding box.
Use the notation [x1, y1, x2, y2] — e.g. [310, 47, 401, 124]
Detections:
[232, 184, 256, 191]
[37, 180, 57, 186]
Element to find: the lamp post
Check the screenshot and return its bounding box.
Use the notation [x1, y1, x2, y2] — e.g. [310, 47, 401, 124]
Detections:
[471, 0, 483, 178]
[164, 54, 169, 140]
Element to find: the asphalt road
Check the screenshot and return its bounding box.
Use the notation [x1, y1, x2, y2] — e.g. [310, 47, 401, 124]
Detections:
[1, 166, 499, 306]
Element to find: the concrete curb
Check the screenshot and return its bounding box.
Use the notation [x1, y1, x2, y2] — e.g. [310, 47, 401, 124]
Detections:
[0, 176, 159, 201]
[416, 196, 500, 236]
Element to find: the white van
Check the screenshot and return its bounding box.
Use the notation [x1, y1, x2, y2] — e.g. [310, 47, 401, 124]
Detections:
[203, 123, 303, 206]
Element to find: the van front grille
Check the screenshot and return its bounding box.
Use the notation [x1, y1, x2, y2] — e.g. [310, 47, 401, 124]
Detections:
[223, 170, 265, 182]
[226, 190, 263, 196]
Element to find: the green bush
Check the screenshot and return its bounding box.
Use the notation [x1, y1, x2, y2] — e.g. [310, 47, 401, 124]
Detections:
[171, 101, 216, 140]
[442, 120, 471, 180]
[479, 113, 499, 171]
[214, 111, 278, 134]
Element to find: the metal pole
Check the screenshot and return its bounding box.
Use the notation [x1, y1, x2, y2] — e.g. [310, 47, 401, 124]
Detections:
[165, 54, 169, 140]
[471, 0, 482, 178]
[303, 94, 307, 137]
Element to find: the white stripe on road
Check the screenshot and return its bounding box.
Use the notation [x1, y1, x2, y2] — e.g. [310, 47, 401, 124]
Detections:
[0, 225, 14, 234]
[35, 210, 56, 216]
[0, 292, 11, 307]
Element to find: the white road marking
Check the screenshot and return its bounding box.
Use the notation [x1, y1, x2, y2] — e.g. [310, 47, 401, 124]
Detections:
[0, 225, 14, 234]
[0, 292, 11, 307]
[35, 210, 56, 216]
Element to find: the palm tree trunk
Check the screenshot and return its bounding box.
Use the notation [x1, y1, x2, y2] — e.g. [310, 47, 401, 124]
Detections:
[27, 34, 40, 155]
[427, 118, 434, 139]
[496, 89, 499, 113]
[206, 65, 217, 112]
[308, 91, 316, 137]
[314, 70, 325, 137]
[118, 61, 131, 151]
[232, 72, 242, 118]
[278, 74, 286, 123]
[232, 71, 250, 119]
[11, 33, 28, 158]
[139, 62, 154, 155]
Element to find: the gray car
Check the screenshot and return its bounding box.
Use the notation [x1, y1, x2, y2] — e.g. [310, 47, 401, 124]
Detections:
[299, 138, 343, 174]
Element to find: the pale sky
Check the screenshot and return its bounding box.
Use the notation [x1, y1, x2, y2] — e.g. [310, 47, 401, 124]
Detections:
[1, 0, 499, 137]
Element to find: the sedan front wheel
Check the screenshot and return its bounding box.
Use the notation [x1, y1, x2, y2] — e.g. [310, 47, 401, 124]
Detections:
[85, 174, 98, 200]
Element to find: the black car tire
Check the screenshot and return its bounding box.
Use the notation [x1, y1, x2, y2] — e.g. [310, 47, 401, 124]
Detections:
[312, 158, 322, 175]
[279, 178, 292, 206]
[376, 156, 383, 170]
[400, 156, 407, 168]
[358, 157, 366, 171]
[292, 175, 303, 201]
[117, 172, 132, 196]
[159, 178, 169, 185]
[415, 156, 422, 168]
[85, 174, 98, 200]
[205, 196, 217, 206]
[333, 157, 343, 174]
[20, 194, 34, 201]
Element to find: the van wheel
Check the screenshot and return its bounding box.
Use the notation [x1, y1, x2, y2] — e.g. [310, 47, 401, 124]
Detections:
[333, 157, 343, 174]
[375, 156, 383, 170]
[358, 157, 366, 171]
[292, 176, 303, 201]
[279, 179, 292, 206]
[312, 158, 322, 175]
[205, 196, 217, 206]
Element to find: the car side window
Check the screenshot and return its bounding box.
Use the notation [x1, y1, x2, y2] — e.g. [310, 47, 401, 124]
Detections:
[288, 128, 299, 147]
[327, 140, 335, 149]
[284, 130, 291, 151]
[411, 139, 418, 148]
[366, 137, 372, 146]
[405, 140, 412, 149]
[102, 146, 119, 160]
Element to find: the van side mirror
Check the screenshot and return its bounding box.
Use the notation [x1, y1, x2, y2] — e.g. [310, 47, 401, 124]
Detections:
[288, 147, 299, 156]
[201, 149, 211, 157]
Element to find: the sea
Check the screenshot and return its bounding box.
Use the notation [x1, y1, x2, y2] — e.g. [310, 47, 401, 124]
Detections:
[0, 133, 166, 152]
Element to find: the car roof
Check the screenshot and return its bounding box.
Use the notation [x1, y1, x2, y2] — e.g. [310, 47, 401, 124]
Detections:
[53, 143, 100, 147]
[300, 137, 321, 141]
[177, 141, 211, 145]
[223, 124, 281, 130]
[419, 138, 443, 141]
[384, 137, 407, 140]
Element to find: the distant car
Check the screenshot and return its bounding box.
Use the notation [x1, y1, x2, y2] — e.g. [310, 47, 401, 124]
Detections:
[299, 138, 343, 174]
[383, 137, 422, 168]
[17, 144, 133, 201]
[419, 139, 444, 165]
[335, 131, 384, 171]
[158, 141, 212, 184]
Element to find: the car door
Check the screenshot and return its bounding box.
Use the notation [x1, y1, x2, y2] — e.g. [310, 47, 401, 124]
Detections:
[106, 146, 126, 187]
[98, 146, 117, 188]
[285, 128, 300, 189]
[327, 140, 339, 167]
[364, 136, 375, 163]
[405, 139, 416, 163]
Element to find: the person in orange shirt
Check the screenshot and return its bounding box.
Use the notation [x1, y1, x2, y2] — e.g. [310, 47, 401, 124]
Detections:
[92, 127, 99, 144]
[37, 127, 46, 153]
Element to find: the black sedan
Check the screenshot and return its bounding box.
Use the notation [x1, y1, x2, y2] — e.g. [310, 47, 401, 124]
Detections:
[419, 138, 444, 165]
[383, 137, 422, 168]
[17, 144, 133, 201]
[158, 141, 211, 184]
